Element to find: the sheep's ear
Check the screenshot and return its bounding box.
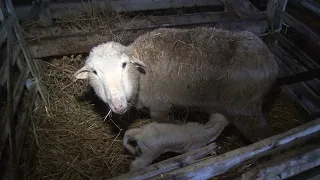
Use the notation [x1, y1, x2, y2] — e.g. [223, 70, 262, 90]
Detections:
[74, 66, 90, 79]
[130, 58, 146, 68]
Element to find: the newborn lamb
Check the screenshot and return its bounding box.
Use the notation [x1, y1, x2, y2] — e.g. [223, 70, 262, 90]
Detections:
[123, 113, 229, 171]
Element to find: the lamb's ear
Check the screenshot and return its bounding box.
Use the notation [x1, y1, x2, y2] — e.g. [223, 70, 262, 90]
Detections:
[74, 66, 90, 79]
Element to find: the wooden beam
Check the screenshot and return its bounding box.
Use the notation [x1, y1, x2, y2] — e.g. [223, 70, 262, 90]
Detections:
[239, 145, 320, 179]
[110, 143, 218, 180]
[291, 0, 320, 17]
[280, 12, 320, 48]
[26, 14, 268, 58]
[148, 118, 320, 180]
[0, 19, 7, 46]
[14, 0, 223, 21]
[224, 0, 261, 18]
[276, 33, 319, 70]
[115, 12, 239, 30]
[266, 0, 288, 30]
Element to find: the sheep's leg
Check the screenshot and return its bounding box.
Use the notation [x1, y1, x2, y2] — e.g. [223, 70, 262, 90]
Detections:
[232, 113, 275, 143]
[150, 107, 171, 123]
[130, 151, 161, 172]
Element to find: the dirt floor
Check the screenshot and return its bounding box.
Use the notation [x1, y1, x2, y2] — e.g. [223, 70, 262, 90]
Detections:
[25, 54, 310, 180]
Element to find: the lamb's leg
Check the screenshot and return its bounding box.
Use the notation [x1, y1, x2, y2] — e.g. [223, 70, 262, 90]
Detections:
[130, 151, 161, 172]
[206, 113, 230, 143]
[150, 107, 171, 123]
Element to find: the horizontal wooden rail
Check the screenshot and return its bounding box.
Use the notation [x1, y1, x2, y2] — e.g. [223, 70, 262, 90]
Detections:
[110, 118, 320, 180]
[14, 0, 223, 21]
[280, 12, 320, 47]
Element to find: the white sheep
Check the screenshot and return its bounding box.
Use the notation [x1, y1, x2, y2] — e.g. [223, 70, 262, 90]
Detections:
[123, 113, 229, 171]
[74, 27, 279, 142]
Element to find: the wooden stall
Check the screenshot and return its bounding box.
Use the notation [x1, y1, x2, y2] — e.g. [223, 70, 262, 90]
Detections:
[0, 0, 319, 179]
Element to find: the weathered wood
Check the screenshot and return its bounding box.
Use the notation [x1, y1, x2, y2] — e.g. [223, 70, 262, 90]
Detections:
[283, 84, 320, 118]
[5, 0, 48, 106]
[276, 33, 320, 70]
[110, 143, 219, 180]
[0, 7, 4, 22]
[5, 14, 18, 180]
[266, 0, 288, 30]
[3, 84, 38, 180]
[280, 12, 320, 48]
[0, 49, 23, 86]
[287, 164, 320, 180]
[224, 0, 261, 18]
[239, 145, 320, 180]
[0, 19, 7, 46]
[116, 12, 239, 30]
[15, 84, 38, 165]
[291, 0, 320, 17]
[149, 118, 320, 180]
[271, 44, 320, 95]
[14, 0, 223, 21]
[0, 66, 31, 160]
[271, 45, 320, 117]
[26, 14, 269, 58]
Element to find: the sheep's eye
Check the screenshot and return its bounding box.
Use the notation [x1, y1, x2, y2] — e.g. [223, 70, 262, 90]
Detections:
[92, 70, 97, 75]
[122, 62, 127, 68]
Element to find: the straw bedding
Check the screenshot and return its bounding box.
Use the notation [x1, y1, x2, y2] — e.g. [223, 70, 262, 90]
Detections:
[26, 54, 309, 179]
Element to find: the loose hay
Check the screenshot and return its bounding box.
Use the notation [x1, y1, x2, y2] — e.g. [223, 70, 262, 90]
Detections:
[28, 54, 309, 179]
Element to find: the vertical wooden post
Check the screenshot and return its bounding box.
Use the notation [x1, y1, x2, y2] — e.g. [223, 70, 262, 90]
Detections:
[266, 0, 288, 31]
[6, 14, 18, 180]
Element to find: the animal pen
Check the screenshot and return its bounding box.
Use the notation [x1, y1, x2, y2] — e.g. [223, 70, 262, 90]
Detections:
[0, 0, 320, 179]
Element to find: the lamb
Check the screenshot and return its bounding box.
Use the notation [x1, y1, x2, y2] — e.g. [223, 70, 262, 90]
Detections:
[74, 27, 279, 142]
[123, 113, 229, 171]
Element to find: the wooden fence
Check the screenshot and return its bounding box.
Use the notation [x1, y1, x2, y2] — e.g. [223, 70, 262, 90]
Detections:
[0, 0, 319, 179]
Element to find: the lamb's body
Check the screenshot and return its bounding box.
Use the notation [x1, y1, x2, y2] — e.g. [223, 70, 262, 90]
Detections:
[74, 27, 279, 142]
[123, 113, 229, 171]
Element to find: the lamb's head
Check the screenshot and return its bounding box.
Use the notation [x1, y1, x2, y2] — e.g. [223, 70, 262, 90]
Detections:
[74, 42, 146, 114]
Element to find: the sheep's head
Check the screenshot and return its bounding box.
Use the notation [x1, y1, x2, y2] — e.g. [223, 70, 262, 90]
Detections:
[74, 42, 146, 114]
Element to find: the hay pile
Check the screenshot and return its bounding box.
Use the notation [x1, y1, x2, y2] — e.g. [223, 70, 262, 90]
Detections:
[28, 54, 309, 179]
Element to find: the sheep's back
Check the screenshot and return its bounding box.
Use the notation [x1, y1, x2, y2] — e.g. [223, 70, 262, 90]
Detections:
[130, 27, 279, 116]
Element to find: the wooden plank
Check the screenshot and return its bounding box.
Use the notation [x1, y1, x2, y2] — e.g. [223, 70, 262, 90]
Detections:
[112, 118, 320, 180]
[26, 14, 269, 58]
[14, 0, 223, 21]
[2, 85, 38, 180]
[280, 12, 320, 48]
[291, 0, 320, 17]
[276, 33, 320, 70]
[224, 0, 261, 18]
[271, 44, 320, 95]
[110, 143, 219, 180]
[239, 145, 320, 180]
[108, 0, 223, 13]
[0, 8, 4, 22]
[5, 0, 48, 106]
[15, 85, 38, 164]
[5, 14, 18, 180]
[0, 19, 7, 46]
[270, 45, 320, 117]
[116, 12, 239, 30]
[0, 48, 23, 86]
[266, 0, 288, 30]
[287, 165, 320, 180]
[0, 66, 31, 160]
[283, 84, 320, 118]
